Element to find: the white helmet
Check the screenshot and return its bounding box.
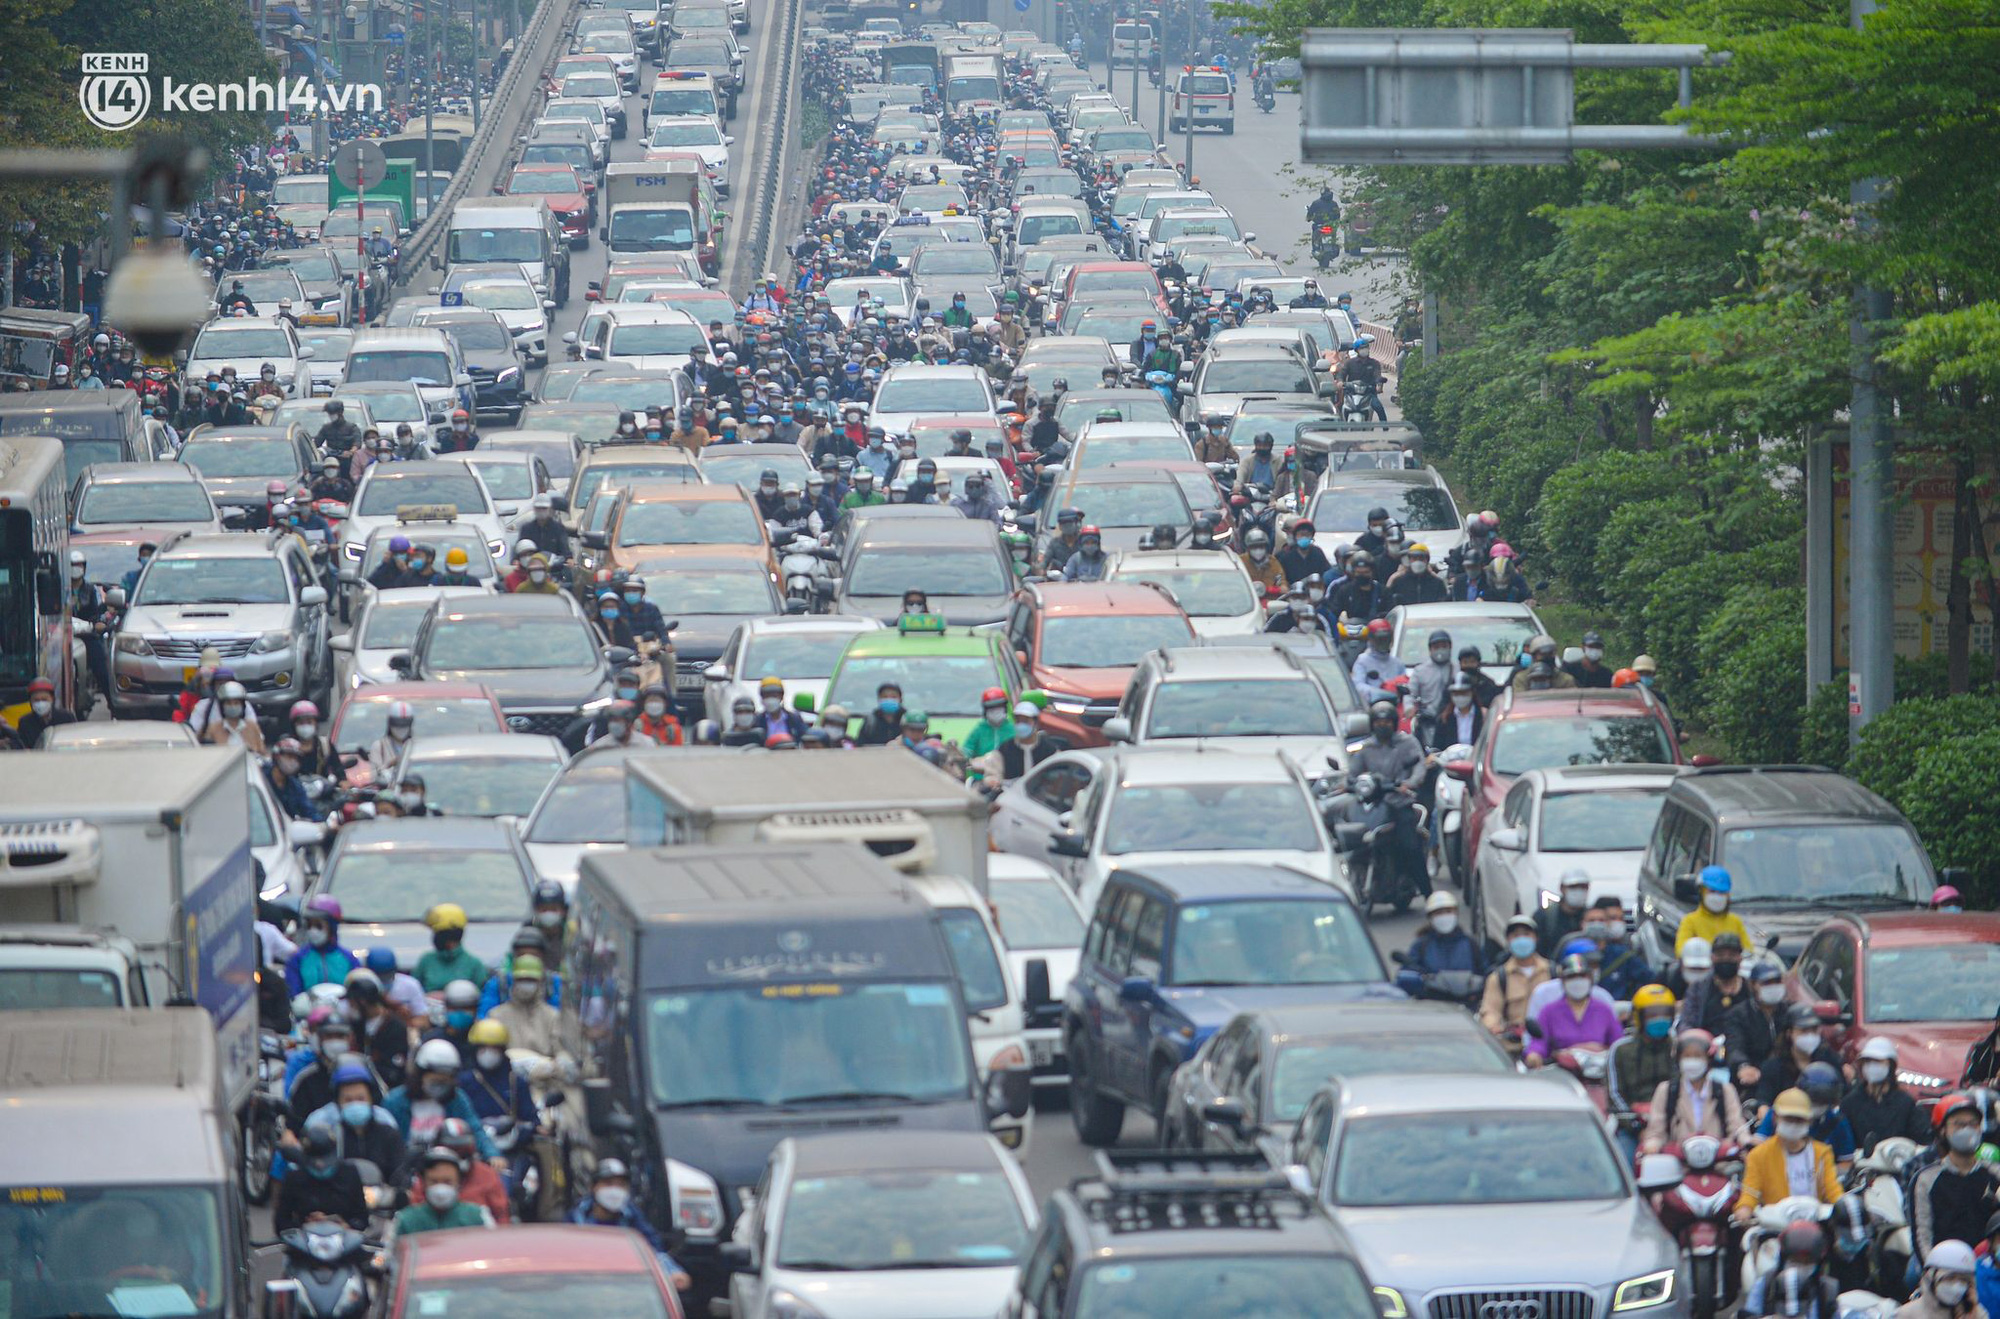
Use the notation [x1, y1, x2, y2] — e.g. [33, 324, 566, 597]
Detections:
[1858, 1036, 1898, 1063]
[413, 1038, 461, 1074]
[1927, 1241, 1977, 1275]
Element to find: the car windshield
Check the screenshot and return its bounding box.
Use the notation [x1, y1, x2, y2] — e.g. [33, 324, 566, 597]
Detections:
[564, 76, 619, 97]
[1722, 824, 1932, 904]
[874, 375, 990, 414]
[1311, 485, 1459, 532]
[468, 462, 534, 499]
[488, 441, 577, 479]
[360, 531, 491, 581]
[645, 983, 970, 1106]
[1397, 616, 1537, 665]
[1063, 481, 1189, 527]
[328, 849, 526, 921]
[335, 695, 501, 751]
[426, 616, 598, 670]
[776, 1166, 1027, 1270]
[1040, 615, 1191, 668]
[637, 569, 777, 615]
[180, 437, 297, 479]
[430, 318, 514, 351]
[1538, 790, 1669, 852]
[1171, 898, 1377, 988]
[338, 390, 424, 423]
[1075, 435, 1191, 470]
[911, 249, 999, 278]
[191, 326, 293, 358]
[0, 1185, 227, 1319]
[0, 966, 123, 1009]
[1865, 945, 2000, 1022]
[991, 878, 1084, 950]
[347, 349, 455, 387]
[741, 631, 860, 679]
[1108, 783, 1319, 855]
[1334, 1111, 1627, 1206]
[78, 482, 211, 524]
[1489, 716, 1675, 777]
[526, 759, 630, 843]
[359, 600, 435, 650]
[1058, 394, 1173, 430]
[1269, 1034, 1508, 1121]
[609, 323, 706, 355]
[1200, 359, 1312, 394]
[1077, 1255, 1373, 1319]
[1145, 679, 1331, 738]
[135, 556, 288, 605]
[464, 284, 540, 312]
[618, 499, 759, 546]
[610, 209, 697, 248]
[357, 471, 489, 516]
[450, 227, 545, 263]
[400, 1276, 671, 1319]
[649, 123, 722, 147]
[510, 169, 581, 194]
[1110, 567, 1254, 617]
[828, 654, 1001, 717]
[849, 548, 1008, 596]
[572, 462, 695, 505]
[1073, 311, 1158, 343]
[408, 756, 563, 818]
[1157, 214, 1239, 242]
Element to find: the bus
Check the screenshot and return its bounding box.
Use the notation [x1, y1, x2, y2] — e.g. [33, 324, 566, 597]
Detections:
[0, 435, 73, 726]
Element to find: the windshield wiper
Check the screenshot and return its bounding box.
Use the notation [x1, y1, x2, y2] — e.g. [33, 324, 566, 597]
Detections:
[655, 1097, 770, 1110]
[777, 1261, 863, 1272]
[779, 1089, 924, 1106]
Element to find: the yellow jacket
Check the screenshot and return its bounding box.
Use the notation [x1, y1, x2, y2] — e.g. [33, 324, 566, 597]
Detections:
[1674, 906, 1752, 954]
[1740, 1136, 1842, 1212]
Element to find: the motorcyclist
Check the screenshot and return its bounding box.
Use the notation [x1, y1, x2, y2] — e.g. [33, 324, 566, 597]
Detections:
[382, 1038, 502, 1163]
[1609, 983, 1681, 1158]
[1524, 952, 1625, 1067]
[1042, 507, 1086, 574]
[1061, 525, 1109, 582]
[416, 903, 489, 994]
[1326, 549, 1387, 622]
[12, 675, 75, 745]
[1239, 526, 1286, 596]
[289, 699, 344, 782]
[636, 683, 685, 746]
[1908, 1094, 2000, 1267]
[1563, 629, 1615, 687]
[1743, 1220, 1843, 1319]
[266, 737, 320, 821]
[1347, 698, 1427, 890]
[523, 492, 572, 559]
[1276, 519, 1330, 584]
[570, 1158, 691, 1290]
[1397, 892, 1483, 994]
[429, 1117, 511, 1225]
[1307, 187, 1341, 229]
[1264, 583, 1325, 633]
[1337, 337, 1388, 419]
[721, 694, 765, 747]
[1479, 914, 1551, 1050]
[460, 1018, 537, 1134]
[285, 1016, 361, 1132]
[1476, 541, 1533, 603]
[1901, 1242, 1983, 1319]
[388, 1147, 496, 1242]
[1641, 1025, 1750, 1154]
[512, 553, 563, 595]
[368, 535, 415, 590]
[1843, 1036, 1929, 1154]
[1235, 432, 1280, 491]
[285, 894, 357, 994]
[1679, 929, 1753, 1036]
[1738, 1087, 1844, 1220]
[952, 471, 1006, 523]
[1406, 628, 1455, 729]
[1535, 871, 1592, 957]
[1385, 542, 1450, 607]
[1717, 960, 1788, 1089]
[343, 967, 411, 1090]
[1674, 864, 1752, 955]
[272, 1125, 369, 1234]
[1350, 618, 1408, 704]
[486, 953, 559, 1059]
[366, 699, 417, 777]
[439, 407, 479, 453]
[435, 546, 479, 588]
[1510, 635, 1576, 692]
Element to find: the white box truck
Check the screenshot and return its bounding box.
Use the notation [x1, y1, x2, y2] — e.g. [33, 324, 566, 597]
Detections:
[600, 160, 715, 258]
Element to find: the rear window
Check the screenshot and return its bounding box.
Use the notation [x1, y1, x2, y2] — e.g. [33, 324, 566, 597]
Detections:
[1489, 716, 1676, 778]
[1187, 74, 1231, 95]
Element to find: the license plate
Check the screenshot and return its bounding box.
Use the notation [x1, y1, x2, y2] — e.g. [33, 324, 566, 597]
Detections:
[674, 672, 703, 690]
[1030, 1038, 1057, 1067]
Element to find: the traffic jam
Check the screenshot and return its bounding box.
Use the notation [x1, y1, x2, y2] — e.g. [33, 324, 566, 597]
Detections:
[0, 1, 1994, 1318]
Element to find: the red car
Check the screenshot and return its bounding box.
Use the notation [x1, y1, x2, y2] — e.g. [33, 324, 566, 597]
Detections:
[507, 164, 592, 247]
[385, 1224, 685, 1319]
[329, 679, 506, 784]
[1003, 580, 1193, 746]
[1446, 685, 1686, 894]
[1783, 911, 2000, 1098]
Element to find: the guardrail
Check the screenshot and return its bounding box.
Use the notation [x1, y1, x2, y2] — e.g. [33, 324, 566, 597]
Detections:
[727, 0, 806, 291]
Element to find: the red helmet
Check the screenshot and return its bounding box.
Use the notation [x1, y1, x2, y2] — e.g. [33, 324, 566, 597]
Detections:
[1489, 541, 1517, 560]
[1079, 524, 1101, 540]
[450, 407, 470, 421]
[27, 676, 55, 696]
[981, 687, 1008, 707]
[1365, 618, 1391, 636]
[1934, 1092, 1980, 1132]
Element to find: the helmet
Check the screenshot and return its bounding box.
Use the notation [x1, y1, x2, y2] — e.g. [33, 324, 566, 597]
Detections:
[290, 699, 320, 721]
[342, 968, 382, 1003]
[301, 1126, 341, 1174]
[438, 1117, 478, 1155]
[443, 979, 480, 1011]
[413, 1038, 462, 1075]
[1612, 668, 1639, 688]
[1631, 984, 1676, 1013]
[388, 700, 415, 724]
[1698, 865, 1732, 893]
[981, 686, 1007, 707]
[303, 894, 343, 923]
[445, 547, 469, 569]
[1368, 699, 1397, 722]
[595, 1158, 630, 1183]
[1556, 953, 1592, 978]
[1779, 1220, 1828, 1264]
[389, 535, 411, 554]
[425, 903, 469, 932]
[532, 879, 567, 909]
[1365, 618, 1391, 637]
[468, 1019, 509, 1048]
[1934, 1092, 1981, 1132]
[216, 680, 248, 703]
[1785, 1002, 1823, 1031]
[1928, 1241, 1978, 1275]
[1423, 891, 1457, 914]
[1489, 541, 1516, 560]
[1801, 1061, 1843, 1107]
[1079, 524, 1101, 541]
[419, 1145, 465, 1173]
[1859, 1036, 1898, 1063]
[329, 1060, 373, 1089]
[1677, 1027, 1715, 1055]
[364, 947, 397, 977]
[1243, 527, 1269, 550]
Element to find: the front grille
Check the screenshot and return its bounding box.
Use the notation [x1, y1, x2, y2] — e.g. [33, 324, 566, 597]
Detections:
[1428, 1289, 1596, 1319]
[504, 709, 575, 737]
[155, 637, 253, 659]
[673, 659, 708, 692]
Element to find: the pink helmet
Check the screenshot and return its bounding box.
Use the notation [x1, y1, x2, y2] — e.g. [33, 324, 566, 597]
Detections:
[1480, 509, 1499, 527]
[1932, 885, 1963, 909]
[290, 699, 320, 721]
[1489, 541, 1517, 560]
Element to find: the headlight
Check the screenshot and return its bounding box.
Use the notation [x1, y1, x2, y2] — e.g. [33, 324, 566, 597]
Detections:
[580, 695, 613, 714]
[495, 367, 521, 384]
[487, 539, 506, 557]
[343, 541, 364, 562]
[1900, 1068, 1950, 1089]
[1539, 888, 1559, 910]
[664, 1157, 722, 1237]
[1046, 696, 1088, 714]
[114, 634, 156, 656]
[767, 1289, 829, 1319]
[250, 630, 292, 654]
[1372, 1287, 1408, 1319]
[1613, 1270, 1676, 1311]
[317, 296, 344, 312]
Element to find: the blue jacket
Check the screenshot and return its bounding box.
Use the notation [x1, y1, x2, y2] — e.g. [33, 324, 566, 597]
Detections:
[460, 1062, 537, 1128]
[380, 1084, 500, 1160]
[1405, 929, 1484, 977]
[1976, 1256, 2000, 1319]
[1595, 941, 1655, 1001]
[286, 942, 358, 995]
[569, 1193, 683, 1273]
[476, 968, 563, 1019]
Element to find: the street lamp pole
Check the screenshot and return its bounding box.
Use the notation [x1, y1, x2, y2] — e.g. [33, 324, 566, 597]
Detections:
[469, 0, 482, 132]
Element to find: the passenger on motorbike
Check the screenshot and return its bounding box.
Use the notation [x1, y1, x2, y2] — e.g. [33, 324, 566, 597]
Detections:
[1350, 618, 1408, 704]
[286, 1015, 360, 1130]
[1327, 549, 1387, 623]
[486, 954, 560, 1059]
[1277, 519, 1331, 584]
[1524, 953, 1624, 1067]
[273, 1125, 369, 1234]
[1739, 1088, 1844, 1220]
[1721, 961, 1790, 1088]
[388, 1147, 496, 1243]
[1753, 1004, 1846, 1109]
[430, 1117, 511, 1225]
[1743, 1221, 1842, 1319]
[571, 1158, 691, 1290]
[366, 699, 417, 777]
[343, 968, 411, 1090]
[1062, 525, 1110, 582]
[1642, 1025, 1751, 1154]
[434, 980, 482, 1050]
[1907, 1094, 2000, 1269]
[287, 894, 358, 994]
[364, 946, 429, 1028]
[1397, 892, 1484, 995]
[1753, 1062, 1857, 1168]
[462, 1019, 538, 1132]
[303, 1062, 407, 1183]
[416, 903, 488, 994]
[1585, 898, 1655, 1000]
[1479, 914, 1551, 1049]
[1476, 541, 1533, 603]
[267, 737, 322, 821]
[1845, 1037, 1930, 1155]
[1902, 1241, 1982, 1319]
[1611, 984, 1681, 1152]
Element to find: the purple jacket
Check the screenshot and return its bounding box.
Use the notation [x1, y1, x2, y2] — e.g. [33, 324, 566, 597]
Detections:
[1526, 995, 1624, 1059]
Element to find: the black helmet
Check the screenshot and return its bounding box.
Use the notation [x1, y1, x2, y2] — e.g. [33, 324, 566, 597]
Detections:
[1348, 551, 1374, 573]
[1368, 699, 1397, 723]
[532, 879, 567, 909]
[1785, 1002, 1823, 1031]
[1801, 1061, 1843, 1107]
[1367, 506, 1389, 523]
[302, 1125, 341, 1175]
[1427, 628, 1451, 647]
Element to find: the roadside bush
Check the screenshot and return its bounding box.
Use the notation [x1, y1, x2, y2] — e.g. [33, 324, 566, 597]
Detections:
[1696, 584, 1806, 763]
[1846, 694, 2000, 803]
[1896, 731, 2000, 908]
[1799, 681, 1849, 770]
[1536, 451, 1685, 607]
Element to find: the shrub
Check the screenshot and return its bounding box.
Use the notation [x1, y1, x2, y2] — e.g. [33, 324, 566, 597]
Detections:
[1535, 451, 1686, 606]
[1696, 584, 1806, 763]
[1847, 695, 2000, 804]
[1799, 681, 1849, 770]
[1898, 731, 2000, 907]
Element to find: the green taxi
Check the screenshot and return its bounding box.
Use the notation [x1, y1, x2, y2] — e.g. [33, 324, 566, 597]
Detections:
[823, 613, 1026, 746]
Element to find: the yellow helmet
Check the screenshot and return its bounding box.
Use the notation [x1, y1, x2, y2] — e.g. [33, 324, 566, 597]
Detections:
[444, 546, 469, 569]
[467, 1019, 510, 1048]
[1631, 983, 1676, 1013]
[425, 902, 468, 932]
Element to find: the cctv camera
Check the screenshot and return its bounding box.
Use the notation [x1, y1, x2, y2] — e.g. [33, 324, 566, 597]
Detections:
[104, 251, 212, 358]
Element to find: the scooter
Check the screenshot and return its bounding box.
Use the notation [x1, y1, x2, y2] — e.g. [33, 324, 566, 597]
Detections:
[1740, 1197, 1834, 1301]
[1327, 773, 1427, 914]
[1311, 224, 1339, 266]
[264, 1212, 379, 1319]
[1340, 378, 1380, 422]
[1431, 741, 1474, 887]
[1254, 82, 1276, 113]
[1553, 1041, 1612, 1114]
[1850, 1136, 1919, 1293]
[1652, 1136, 1742, 1319]
[242, 1029, 290, 1206]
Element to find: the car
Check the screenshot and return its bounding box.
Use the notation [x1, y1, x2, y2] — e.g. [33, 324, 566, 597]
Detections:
[1466, 764, 1681, 954]
[558, 69, 629, 138]
[1102, 548, 1266, 638]
[110, 530, 330, 718]
[328, 679, 507, 764]
[342, 326, 477, 425]
[1452, 685, 1685, 903]
[1308, 468, 1466, 563]
[622, 551, 784, 712]
[869, 362, 998, 439]
[408, 307, 530, 421]
[259, 247, 358, 327]
[823, 611, 1027, 746]
[988, 854, 1088, 1091]
[310, 814, 535, 968]
[1632, 764, 1942, 967]
[1185, 343, 1323, 425]
[1012, 747, 1346, 905]
[517, 742, 640, 888]
[1066, 420, 1195, 471]
[38, 719, 199, 751]
[384, 1224, 686, 1319]
[596, 480, 778, 579]
[292, 327, 353, 395]
[1053, 388, 1175, 435]
[393, 591, 626, 739]
[1000, 1149, 1377, 1319]
[69, 463, 221, 535]
[700, 614, 882, 727]
[574, 305, 709, 374]
[1783, 912, 2000, 1096]
[184, 316, 311, 396]
[726, 1132, 1037, 1319]
[1288, 1073, 1683, 1319]
[330, 585, 491, 692]
[456, 451, 554, 537]
[453, 280, 555, 366]
[823, 275, 914, 326]
[520, 400, 644, 450]
[1161, 1000, 1515, 1158]
[1037, 467, 1193, 556]
[833, 516, 1018, 627]
[695, 442, 814, 494]
[1387, 601, 1547, 689]
[644, 115, 733, 193]
[479, 427, 586, 498]
[1062, 861, 1398, 1146]
[1103, 644, 1366, 785]
[568, 445, 705, 523]
[176, 425, 314, 518]
[1002, 580, 1194, 746]
[331, 381, 445, 445]
[342, 461, 509, 570]
[383, 731, 567, 819]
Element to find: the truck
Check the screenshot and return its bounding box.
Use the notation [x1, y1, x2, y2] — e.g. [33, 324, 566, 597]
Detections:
[942, 51, 1004, 115]
[623, 746, 992, 891]
[0, 1007, 253, 1318]
[600, 159, 719, 264]
[882, 40, 942, 90]
[0, 747, 260, 1114]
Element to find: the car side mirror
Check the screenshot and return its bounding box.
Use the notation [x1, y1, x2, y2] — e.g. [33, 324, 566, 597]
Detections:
[581, 530, 608, 549]
[703, 663, 729, 682]
[329, 634, 353, 653]
[1023, 956, 1052, 1009]
[550, 494, 570, 513]
[604, 645, 637, 666]
[299, 585, 327, 607]
[1048, 831, 1090, 859]
[1671, 875, 1700, 906]
[985, 1064, 1033, 1121]
[296, 346, 315, 361]
[1344, 711, 1372, 739]
[1442, 759, 1474, 782]
[386, 653, 411, 674]
[1118, 975, 1153, 1004]
[1101, 715, 1131, 743]
[1201, 1096, 1250, 1134]
[1487, 825, 1525, 852]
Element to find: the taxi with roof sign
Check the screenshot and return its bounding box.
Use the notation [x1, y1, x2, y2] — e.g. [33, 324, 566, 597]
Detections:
[822, 612, 1029, 746]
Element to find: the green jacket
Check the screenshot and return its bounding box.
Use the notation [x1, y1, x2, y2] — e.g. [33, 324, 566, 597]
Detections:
[962, 719, 1008, 761]
[414, 945, 489, 994]
[840, 490, 887, 511]
[393, 1198, 493, 1237]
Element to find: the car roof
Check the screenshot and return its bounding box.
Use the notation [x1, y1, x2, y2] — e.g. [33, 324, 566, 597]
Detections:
[855, 518, 1002, 548]
[1108, 549, 1242, 572]
[341, 679, 494, 700]
[1392, 602, 1539, 625]
[1199, 343, 1305, 361]
[1317, 468, 1441, 490]
[623, 480, 749, 502]
[334, 816, 520, 851]
[1253, 998, 1501, 1040]
[1527, 764, 1682, 793]
[1498, 687, 1668, 720]
[1110, 747, 1300, 786]
[433, 592, 578, 618]
[1113, 860, 1350, 903]
[404, 733, 567, 762]
[1842, 911, 2000, 946]
[623, 550, 773, 575]
[82, 462, 203, 482]
[1667, 765, 1904, 824]
[1149, 645, 1305, 679]
[407, 1224, 652, 1276]
[843, 623, 997, 657]
[182, 426, 294, 442]
[787, 1130, 1003, 1176]
[1028, 580, 1182, 617]
[741, 613, 882, 636]
[1335, 1072, 1599, 1118]
[157, 534, 288, 560]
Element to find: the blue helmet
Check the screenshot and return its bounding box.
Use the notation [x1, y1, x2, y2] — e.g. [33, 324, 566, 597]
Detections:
[1557, 936, 1599, 963]
[364, 947, 397, 977]
[1699, 865, 1732, 893]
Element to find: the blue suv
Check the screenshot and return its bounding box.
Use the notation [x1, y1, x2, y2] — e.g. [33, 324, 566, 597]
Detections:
[1062, 862, 1404, 1146]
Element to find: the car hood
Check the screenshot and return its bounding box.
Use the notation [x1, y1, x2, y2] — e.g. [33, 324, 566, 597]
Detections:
[1159, 979, 1403, 1031]
[1515, 852, 1646, 903]
[127, 601, 296, 636]
[1109, 846, 1345, 897]
[1195, 389, 1316, 416]
[768, 1266, 1018, 1319]
[669, 613, 755, 660]
[840, 593, 1011, 628]
[423, 664, 606, 706]
[343, 917, 517, 973]
[1340, 1196, 1675, 1294]
[654, 1101, 984, 1209]
[190, 353, 299, 380]
[524, 840, 624, 890]
[1188, 612, 1264, 638]
[608, 352, 694, 373]
[1862, 1023, 1986, 1088]
[1035, 665, 1132, 701]
[1736, 901, 1928, 962]
[201, 474, 297, 505]
[1142, 733, 1351, 777]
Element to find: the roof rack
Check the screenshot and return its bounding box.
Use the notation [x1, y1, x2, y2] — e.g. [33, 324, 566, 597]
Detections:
[1076, 1151, 1306, 1233]
[1682, 764, 1833, 777]
[1088, 1149, 1292, 1195]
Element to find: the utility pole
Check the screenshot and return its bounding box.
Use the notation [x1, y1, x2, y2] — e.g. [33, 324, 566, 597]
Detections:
[423, 0, 435, 174]
[1181, 0, 1195, 177]
[469, 0, 482, 132]
[1846, 0, 1892, 740]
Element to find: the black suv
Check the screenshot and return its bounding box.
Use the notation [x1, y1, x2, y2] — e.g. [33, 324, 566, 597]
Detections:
[999, 1151, 1378, 1319]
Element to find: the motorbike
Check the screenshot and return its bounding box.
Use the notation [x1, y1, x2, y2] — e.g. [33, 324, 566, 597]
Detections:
[242, 1029, 290, 1206]
[264, 1209, 380, 1319]
[1652, 1136, 1742, 1319]
[1850, 1136, 1919, 1293]
[1389, 950, 1482, 1006]
[1340, 379, 1380, 422]
[1553, 1042, 1611, 1114]
[1431, 741, 1475, 887]
[1740, 1196, 1834, 1301]
[780, 546, 826, 612]
[1254, 81, 1276, 113]
[1326, 774, 1427, 914]
[1311, 223, 1339, 266]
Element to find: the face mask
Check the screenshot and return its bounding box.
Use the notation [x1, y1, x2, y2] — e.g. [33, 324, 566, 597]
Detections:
[1509, 935, 1536, 960]
[1948, 1127, 1983, 1155]
[1411, 559, 1430, 574]
[1703, 892, 1728, 913]
[422, 1077, 453, 1101]
[279, 757, 301, 775]
[425, 1182, 460, 1211]
[1450, 693, 1474, 710]
[29, 699, 51, 718]
[398, 792, 423, 811]
[477, 1048, 505, 1071]
[1936, 1280, 1971, 1308]
[1583, 921, 1609, 940]
[320, 1035, 348, 1060]
[1862, 1060, 1892, 1086]
[1758, 984, 1786, 1006]
[761, 696, 783, 715]
[389, 723, 411, 742]
[341, 1100, 372, 1127]
[1777, 1119, 1811, 1142]
[1583, 647, 1604, 662]
[1786, 1032, 1821, 1057]
[1940, 905, 1964, 915]
[1563, 977, 1592, 1001]
[644, 699, 667, 717]
[1429, 913, 1458, 936]
[1639, 674, 1654, 687]
[1249, 547, 1268, 562]
[1683, 966, 1710, 983]
[535, 908, 562, 929]
[530, 570, 548, 583]
[595, 1185, 631, 1215]
[447, 1010, 474, 1032]
[305, 926, 330, 948]
[878, 698, 900, 716]
[1014, 720, 1036, 740]
[512, 980, 541, 1005]
[616, 684, 640, 702]
[222, 703, 245, 720]
[1295, 535, 1314, 550]
[295, 721, 317, 740]
[1562, 887, 1588, 908]
[733, 711, 755, 728]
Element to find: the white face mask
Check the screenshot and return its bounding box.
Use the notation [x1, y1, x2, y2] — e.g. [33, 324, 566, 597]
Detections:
[1451, 693, 1473, 709]
[1794, 1031, 1821, 1055]
[762, 696, 782, 713]
[1862, 1060, 1892, 1085]
[1563, 977, 1592, 1001]
[29, 699, 51, 717]
[594, 1185, 631, 1214]
[1014, 720, 1036, 740]
[1429, 913, 1458, 936]
[1563, 886, 1589, 908]
[1935, 1280, 1971, 1308]
[1702, 892, 1729, 913]
[425, 1181, 460, 1211]
[295, 721, 317, 740]
[477, 1048, 505, 1071]
[1680, 1057, 1709, 1080]
[985, 708, 1006, 725]
[1777, 1119, 1811, 1143]
[733, 711, 755, 728]
[1583, 647, 1604, 662]
[644, 699, 666, 717]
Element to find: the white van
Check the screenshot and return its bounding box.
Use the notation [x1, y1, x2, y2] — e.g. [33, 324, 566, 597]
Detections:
[441, 199, 572, 307]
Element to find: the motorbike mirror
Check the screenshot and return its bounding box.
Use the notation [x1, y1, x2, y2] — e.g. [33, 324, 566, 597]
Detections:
[1201, 1097, 1251, 1133]
[1118, 975, 1153, 1004]
[386, 652, 411, 674]
[1048, 831, 1089, 859]
[1389, 949, 1407, 965]
[286, 819, 324, 849]
[603, 645, 638, 666]
[1441, 758, 1474, 782]
[1523, 1016, 1545, 1039]
[1671, 874, 1700, 905]
[784, 598, 810, 613]
[1023, 956, 1052, 1008]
